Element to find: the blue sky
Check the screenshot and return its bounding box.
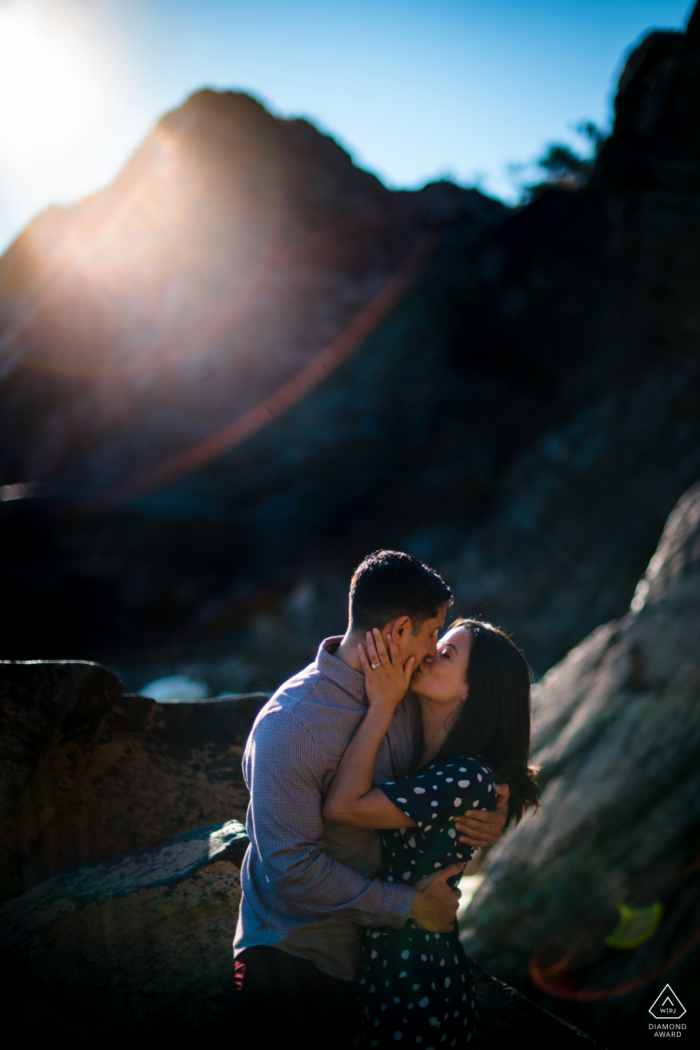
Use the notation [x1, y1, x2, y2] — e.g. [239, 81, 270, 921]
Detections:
[0, 0, 694, 253]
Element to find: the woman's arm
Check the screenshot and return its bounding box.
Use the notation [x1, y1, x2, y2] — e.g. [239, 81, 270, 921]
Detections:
[322, 629, 418, 829]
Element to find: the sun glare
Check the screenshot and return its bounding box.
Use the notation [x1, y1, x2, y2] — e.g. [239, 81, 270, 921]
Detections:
[0, 0, 111, 163]
[0, 0, 129, 234]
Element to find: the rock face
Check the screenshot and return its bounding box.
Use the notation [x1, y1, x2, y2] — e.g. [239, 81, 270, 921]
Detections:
[4, 8, 700, 679]
[0, 659, 265, 903]
[0, 820, 248, 1040]
[0, 88, 506, 667]
[461, 480, 700, 1047]
[0, 91, 494, 501]
[470, 963, 604, 1049]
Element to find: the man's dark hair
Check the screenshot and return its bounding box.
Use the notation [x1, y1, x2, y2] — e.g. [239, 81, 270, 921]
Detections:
[349, 550, 453, 634]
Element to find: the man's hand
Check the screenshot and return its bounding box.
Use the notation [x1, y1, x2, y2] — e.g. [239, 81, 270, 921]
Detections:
[408, 862, 464, 933]
[454, 784, 510, 848]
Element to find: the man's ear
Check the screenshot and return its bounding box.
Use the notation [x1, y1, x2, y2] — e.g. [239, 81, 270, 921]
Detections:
[390, 615, 412, 641]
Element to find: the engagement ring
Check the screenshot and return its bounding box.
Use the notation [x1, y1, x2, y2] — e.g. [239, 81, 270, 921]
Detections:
[370, 662, 380, 669]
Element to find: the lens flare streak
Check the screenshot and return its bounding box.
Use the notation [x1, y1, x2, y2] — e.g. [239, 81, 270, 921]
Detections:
[73, 227, 439, 512]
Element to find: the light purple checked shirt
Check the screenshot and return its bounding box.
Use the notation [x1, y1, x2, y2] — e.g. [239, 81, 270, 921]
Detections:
[233, 636, 419, 981]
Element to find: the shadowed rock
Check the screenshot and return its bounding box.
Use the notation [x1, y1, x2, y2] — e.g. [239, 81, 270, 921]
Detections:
[0, 820, 248, 1040]
[0, 660, 265, 903]
[461, 480, 700, 1046]
[470, 962, 604, 1048]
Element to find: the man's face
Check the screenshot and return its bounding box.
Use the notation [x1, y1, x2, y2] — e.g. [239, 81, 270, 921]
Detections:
[397, 604, 448, 666]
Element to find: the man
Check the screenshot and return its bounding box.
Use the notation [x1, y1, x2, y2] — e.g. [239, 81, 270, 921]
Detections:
[231, 551, 509, 1048]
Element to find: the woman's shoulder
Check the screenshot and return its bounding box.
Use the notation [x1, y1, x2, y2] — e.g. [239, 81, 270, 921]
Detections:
[426, 754, 494, 780]
[395, 754, 494, 787]
[396, 754, 496, 819]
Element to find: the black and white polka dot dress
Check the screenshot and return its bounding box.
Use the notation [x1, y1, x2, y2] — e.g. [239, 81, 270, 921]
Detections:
[355, 754, 495, 1049]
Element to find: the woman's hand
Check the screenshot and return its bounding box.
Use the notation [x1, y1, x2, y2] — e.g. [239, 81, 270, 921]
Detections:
[323, 628, 417, 829]
[358, 628, 415, 712]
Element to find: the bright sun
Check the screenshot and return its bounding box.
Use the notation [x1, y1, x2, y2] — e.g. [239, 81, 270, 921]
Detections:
[0, 0, 133, 242]
[0, 0, 111, 164]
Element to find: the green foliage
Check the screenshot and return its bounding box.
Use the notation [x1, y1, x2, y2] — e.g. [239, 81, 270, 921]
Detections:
[521, 121, 607, 203]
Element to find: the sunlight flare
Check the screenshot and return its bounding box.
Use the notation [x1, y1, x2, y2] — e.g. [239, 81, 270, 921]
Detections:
[0, 0, 130, 225]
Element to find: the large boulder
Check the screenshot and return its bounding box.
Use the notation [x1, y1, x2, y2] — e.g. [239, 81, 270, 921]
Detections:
[461, 480, 700, 1046]
[0, 659, 265, 903]
[0, 820, 248, 1042]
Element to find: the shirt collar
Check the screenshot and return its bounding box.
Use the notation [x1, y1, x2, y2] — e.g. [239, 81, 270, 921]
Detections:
[316, 636, 367, 704]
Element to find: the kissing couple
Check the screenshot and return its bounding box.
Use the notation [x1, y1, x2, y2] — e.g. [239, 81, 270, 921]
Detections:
[230, 550, 540, 1049]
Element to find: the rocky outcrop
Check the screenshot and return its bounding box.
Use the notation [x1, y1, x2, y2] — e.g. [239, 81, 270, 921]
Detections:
[0, 659, 265, 903]
[0, 89, 501, 505]
[461, 480, 700, 1046]
[0, 89, 507, 667]
[0, 820, 248, 1040]
[470, 963, 604, 1048]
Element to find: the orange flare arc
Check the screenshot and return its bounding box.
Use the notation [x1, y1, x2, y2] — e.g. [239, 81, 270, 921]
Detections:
[74, 227, 439, 513]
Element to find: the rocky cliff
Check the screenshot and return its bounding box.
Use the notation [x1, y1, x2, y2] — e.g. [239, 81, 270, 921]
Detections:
[3, 9, 700, 682]
[461, 479, 700, 1047]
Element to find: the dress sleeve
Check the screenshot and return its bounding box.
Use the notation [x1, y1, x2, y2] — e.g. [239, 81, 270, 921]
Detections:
[379, 754, 496, 828]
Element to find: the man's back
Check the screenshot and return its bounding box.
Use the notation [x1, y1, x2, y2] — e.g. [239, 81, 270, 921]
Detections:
[234, 636, 419, 980]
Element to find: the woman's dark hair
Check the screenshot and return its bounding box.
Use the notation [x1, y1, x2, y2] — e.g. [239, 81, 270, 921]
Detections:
[420, 618, 540, 824]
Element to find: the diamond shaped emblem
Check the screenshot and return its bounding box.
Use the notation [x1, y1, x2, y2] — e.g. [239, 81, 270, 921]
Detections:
[649, 984, 686, 1020]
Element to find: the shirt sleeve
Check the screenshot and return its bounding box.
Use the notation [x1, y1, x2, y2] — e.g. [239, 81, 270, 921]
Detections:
[243, 705, 415, 929]
[379, 755, 496, 828]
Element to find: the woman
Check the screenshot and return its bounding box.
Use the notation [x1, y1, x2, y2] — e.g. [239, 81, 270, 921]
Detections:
[322, 618, 540, 1049]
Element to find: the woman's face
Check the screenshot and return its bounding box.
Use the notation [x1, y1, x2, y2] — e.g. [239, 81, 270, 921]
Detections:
[409, 625, 472, 703]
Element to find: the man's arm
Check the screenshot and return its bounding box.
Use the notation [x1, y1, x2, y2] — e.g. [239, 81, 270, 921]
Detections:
[245, 707, 415, 929]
